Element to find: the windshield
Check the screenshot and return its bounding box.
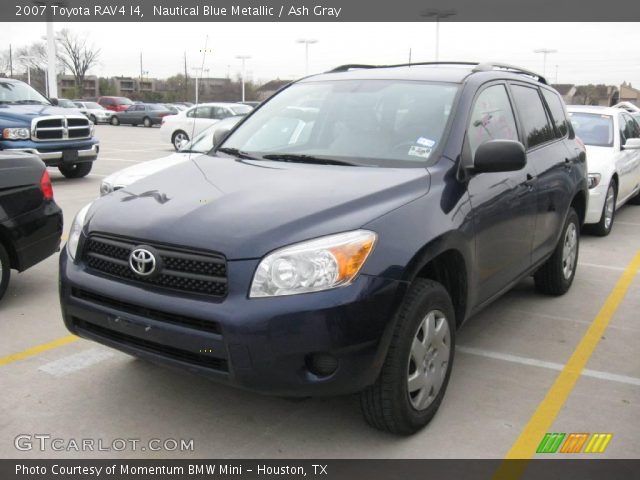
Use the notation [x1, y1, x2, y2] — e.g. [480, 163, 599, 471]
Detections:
[82, 102, 103, 109]
[221, 80, 458, 167]
[58, 99, 76, 108]
[116, 97, 133, 105]
[230, 105, 253, 115]
[569, 112, 613, 147]
[0, 80, 50, 105]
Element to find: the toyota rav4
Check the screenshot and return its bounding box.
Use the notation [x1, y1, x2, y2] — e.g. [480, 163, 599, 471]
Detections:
[59, 62, 587, 434]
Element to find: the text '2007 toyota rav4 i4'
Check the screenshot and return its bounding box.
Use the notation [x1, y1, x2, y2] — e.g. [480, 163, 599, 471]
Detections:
[59, 62, 587, 434]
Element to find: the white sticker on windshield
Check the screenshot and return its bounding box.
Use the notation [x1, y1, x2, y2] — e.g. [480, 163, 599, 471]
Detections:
[416, 137, 436, 148]
[408, 146, 432, 159]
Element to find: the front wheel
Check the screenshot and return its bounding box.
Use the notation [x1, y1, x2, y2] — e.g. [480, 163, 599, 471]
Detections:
[58, 162, 93, 179]
[534, 207, 580, 296]
[589, 181, 616, 236]
[172, 131, 189, 151]
[0, 242, 10, 303]
[89, 114, 97, 124]
[360, 279, 455, 435]
[143, 117, 152, 128]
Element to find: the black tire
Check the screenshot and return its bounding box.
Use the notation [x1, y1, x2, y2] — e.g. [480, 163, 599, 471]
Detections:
[360, 279, 455, 435]
[0, 242, 11, 303]
[172, 131, 189, 151]
[629, 189, 640, 205]
[534, 207, 580, 296]
[143, 117, 152, 128]
[587, 181, 616, 237]
[110, 116, 120, 126]
[131, 124, 137, 127]
[58, 162, 93, 179]
[89, 114, 97, 124]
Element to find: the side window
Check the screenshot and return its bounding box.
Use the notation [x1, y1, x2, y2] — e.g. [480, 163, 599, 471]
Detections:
[468, 84, 518, 158]
[187, 106, 210, 118]
[211, 107, 231, 120]
[542, 89, 569, 138]
[511, 85, 555, 148]
[622, 113, 640, 140]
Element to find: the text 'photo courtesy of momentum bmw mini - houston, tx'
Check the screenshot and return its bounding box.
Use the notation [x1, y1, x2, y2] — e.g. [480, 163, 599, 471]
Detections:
[2, 4, 640, 478]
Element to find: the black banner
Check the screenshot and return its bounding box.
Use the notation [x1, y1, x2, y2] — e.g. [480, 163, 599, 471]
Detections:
[4, 0, 640, 22]
[2, 460, 639, 480]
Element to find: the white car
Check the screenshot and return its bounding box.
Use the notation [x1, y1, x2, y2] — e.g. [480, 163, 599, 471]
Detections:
[100, 116, 244, 195]
[568, 105, 640, 235]
[73, 101, 114, 124]
[160, 102, 253, 150]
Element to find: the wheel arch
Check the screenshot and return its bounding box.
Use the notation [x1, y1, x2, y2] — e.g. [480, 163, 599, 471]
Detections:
[0, 225, 19, 270]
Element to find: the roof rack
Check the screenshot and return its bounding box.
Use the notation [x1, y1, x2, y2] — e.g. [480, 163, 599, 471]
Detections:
[472, 62, 547, 84]
[326, 61, 547, 84]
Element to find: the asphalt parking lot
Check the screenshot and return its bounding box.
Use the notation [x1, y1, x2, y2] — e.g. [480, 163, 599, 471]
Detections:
[1, 124, 639, 459]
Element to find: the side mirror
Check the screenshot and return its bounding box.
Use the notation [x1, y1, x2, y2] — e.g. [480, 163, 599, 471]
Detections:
[212, 126, 232, 148]
[50, 98, 59, 106]
[622, 138, 640, 150]
[473, 140, 526, 173]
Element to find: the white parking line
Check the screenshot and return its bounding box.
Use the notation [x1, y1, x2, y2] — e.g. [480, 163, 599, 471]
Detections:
[616, 221, 640, 227]
[578, 262, 627, 272]
[96, 157, 143, 163]
[38, 348, 115, 377]
[457, 345, 640, 387]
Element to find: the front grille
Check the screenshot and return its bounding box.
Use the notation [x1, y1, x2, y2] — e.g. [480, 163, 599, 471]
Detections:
[74, 318, 229, 372]
[71, 288, 221, 334]
[31, 115, 92, 141]
[83, 235, 228, 298]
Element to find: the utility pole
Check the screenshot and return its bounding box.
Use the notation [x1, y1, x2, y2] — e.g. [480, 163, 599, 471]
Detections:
[533, 48, 558, 78]
[183, 51, 188, 101]
[8, 44, 12, 77]
[421, 9, 457, 62]
[236, 55, 251, 102]
[296, 39, 318, 76]
[139, 52, 143, 81]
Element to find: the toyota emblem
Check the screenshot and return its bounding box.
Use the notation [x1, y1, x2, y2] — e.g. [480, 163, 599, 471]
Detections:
[129, 248, 157, 277]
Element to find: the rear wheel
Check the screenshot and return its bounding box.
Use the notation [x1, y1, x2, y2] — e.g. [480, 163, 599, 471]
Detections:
[360, 279, 455, 435]
[0, 242, 11, 303]
[534, 207, 580, 296]
[172, 131, 189, 151]
[58, 162, 93, 179]
[589, 181, 616, 236]
[89, 114, 97, 124]
[110, 116, 120, 126]
[143, 117, 152, 128]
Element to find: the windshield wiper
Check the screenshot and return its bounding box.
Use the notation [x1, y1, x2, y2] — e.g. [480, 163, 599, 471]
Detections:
[260, 153, 362, 166]
[216, 147, 259, 160]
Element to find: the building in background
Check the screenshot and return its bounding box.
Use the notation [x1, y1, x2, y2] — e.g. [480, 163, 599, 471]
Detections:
[256, 79, 291, 101]
[619, 82, 640, 106]
[58, 75, 99, 99]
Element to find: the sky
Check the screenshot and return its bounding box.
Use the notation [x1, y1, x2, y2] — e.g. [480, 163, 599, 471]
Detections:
[2, 22, 640, 87]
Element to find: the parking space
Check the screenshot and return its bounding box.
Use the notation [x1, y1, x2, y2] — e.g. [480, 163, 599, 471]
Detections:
[1, 124, 639, 458]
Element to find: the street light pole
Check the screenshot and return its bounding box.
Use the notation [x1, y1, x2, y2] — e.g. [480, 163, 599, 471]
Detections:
[296, 39, 318, 75]
[421, 9, 456, 62]
[533, 48, 558, 78]
[19, 56, 35, 85]
[236, 55, 251, 102]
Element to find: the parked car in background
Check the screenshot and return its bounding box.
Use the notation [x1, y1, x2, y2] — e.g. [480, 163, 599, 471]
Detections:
[613, 101, 640, 114]
[0, 152, 63, 302]
[97, 96, 133, 112]
[100, 116, 244, 195]
[61, 62, 587, 434]
[110, 103, 174, 127]
[240, 101, 261, 108]
[160, 102, 253, 150]
[54, 98, 81, 110]
[0, 78, 99, 178]
[568, 105, 640, 235]
[73, 101, 114, 124]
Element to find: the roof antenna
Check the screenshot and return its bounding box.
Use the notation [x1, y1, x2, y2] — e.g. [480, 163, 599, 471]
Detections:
[408, 48, 412, 66]
[188, 35, 209, 163]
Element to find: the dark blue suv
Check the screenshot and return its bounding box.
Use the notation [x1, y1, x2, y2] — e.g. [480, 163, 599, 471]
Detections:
[59, 62, 587, 434]
[0, 78, 99, 178]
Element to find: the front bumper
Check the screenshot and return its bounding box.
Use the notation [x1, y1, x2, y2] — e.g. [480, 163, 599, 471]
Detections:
[59, 248, 407, 396]
[3, 143, 99, 166]
[585, 180, 609, 224]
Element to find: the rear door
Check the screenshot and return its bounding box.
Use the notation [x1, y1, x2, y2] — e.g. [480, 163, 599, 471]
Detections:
[520, 85, 579, 265]
[465, 82, 538, 302]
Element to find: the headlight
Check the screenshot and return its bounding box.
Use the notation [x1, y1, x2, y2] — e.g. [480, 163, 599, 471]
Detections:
[99, 181, 114, 196]
[67, 203, 92, 261]
[250, 230, 377, 298]
[2, 127, 30, 140]
[588, 173, 601, 189]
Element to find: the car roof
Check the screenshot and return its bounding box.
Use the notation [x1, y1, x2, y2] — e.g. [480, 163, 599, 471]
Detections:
[567, 105, 621, 116]
[188, 102, 247, 108]
[300, 62, 548, 86]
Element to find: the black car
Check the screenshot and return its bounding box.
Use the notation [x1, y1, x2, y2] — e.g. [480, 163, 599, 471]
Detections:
[0, 152, 63, 302]
[59, 62, 587, 434]
[110, 103, 173, 127]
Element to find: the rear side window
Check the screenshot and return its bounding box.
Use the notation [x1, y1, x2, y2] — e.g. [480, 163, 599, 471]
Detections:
[621, 113, 640, 141]
[542, 89, 570, 138]
[467, 84, 518, 158]
[511, 85, 555, 148]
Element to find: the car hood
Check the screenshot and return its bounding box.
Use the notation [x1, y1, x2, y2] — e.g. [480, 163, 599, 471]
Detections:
[88, 155, 430, 259]
[104, 153, 195, 188]
[0, 104, 82, 124]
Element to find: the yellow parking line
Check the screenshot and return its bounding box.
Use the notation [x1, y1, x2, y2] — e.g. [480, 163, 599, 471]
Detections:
[0, 335, 78, 367]
[493, 251, 640, 479]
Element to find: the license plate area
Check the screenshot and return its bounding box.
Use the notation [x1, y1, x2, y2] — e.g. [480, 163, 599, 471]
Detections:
[62, 150, 79, 163]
